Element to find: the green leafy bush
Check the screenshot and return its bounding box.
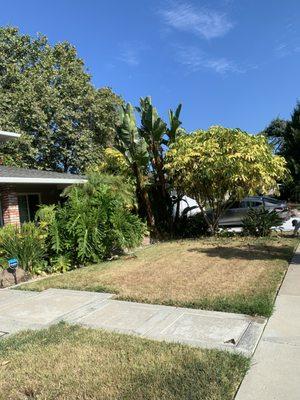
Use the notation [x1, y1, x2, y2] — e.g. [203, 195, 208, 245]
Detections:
[37, 174, 146, 265]
[175, 212, 209, 238]
[242, 207, 283, 237]
[0, 222, 46, 273]
[49, 255, 72, 273]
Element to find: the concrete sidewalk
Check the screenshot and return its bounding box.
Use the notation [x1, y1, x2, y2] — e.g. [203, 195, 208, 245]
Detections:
[236, 244, 300, 400]
[0, 288, 265, 356]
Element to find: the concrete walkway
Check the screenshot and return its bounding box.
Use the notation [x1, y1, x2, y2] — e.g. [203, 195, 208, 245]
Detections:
[0, 288, 265, 356]
[236, 244, 300, 400]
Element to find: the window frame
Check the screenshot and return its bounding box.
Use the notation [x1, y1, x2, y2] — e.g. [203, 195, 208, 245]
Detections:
[17, 192, 41, 223]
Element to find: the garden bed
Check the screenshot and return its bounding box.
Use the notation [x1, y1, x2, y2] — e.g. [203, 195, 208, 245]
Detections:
[20, 235, 299, 317]
[0, 323, 249, 400]
[0, 267, 30, 288]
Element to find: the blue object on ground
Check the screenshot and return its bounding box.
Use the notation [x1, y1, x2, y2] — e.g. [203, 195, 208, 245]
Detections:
[8, 258, 18, 269]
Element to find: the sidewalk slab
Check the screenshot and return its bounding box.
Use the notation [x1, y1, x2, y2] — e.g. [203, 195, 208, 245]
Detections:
[262, 294, 300, 345]
[236, 341, 300, 400]
[0, 289, 112, 329]
[0, 315, 45, 335]
[74, 300, 177, 336]
[236, 244, 300, 400]
[0, 288, 266, 355]
[280, 269, 300, 296]
[143, 307, 264, 355]
[0, 289, 39, 307]
[74, 300, 265, 356]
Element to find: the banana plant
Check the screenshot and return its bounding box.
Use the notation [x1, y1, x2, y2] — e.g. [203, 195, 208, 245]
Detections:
[138, 97, 183, 233]
[166, 103, 185, 227]
[167, 103, 183, 144]
[116, 103, 156, 231]
[115, 98, 184, 237]
[138, 97, 167, 192]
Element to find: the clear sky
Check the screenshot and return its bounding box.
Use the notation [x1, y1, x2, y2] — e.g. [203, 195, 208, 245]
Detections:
[1, 0, 299, 133]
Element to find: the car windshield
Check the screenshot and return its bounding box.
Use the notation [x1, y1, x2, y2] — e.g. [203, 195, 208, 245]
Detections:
[228, 196, 281, 210]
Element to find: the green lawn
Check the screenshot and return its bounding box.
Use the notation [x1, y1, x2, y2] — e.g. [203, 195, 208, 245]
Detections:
[0, 323, 249, 400]
[20, 235, 299, 317]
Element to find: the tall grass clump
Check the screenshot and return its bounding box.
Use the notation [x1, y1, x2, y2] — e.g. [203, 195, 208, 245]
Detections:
[0, 222, 46, 274]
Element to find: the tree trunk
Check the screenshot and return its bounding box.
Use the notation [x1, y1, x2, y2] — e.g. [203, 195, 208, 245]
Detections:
[151, 143, 172, 233]
[195, 198, 216, 235]
[132, 162, 157, 237]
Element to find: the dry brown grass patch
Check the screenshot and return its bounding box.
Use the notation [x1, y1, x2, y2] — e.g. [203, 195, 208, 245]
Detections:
[0, 323, 249, 400]
[21, 235, 298, 316]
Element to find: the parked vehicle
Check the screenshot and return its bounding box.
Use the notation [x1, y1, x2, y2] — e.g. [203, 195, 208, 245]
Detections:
[218, 196, 290, 226]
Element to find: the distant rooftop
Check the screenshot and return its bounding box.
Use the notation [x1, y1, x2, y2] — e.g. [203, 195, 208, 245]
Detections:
[0, 166, 86, 185]
[0, 131, 21, 142]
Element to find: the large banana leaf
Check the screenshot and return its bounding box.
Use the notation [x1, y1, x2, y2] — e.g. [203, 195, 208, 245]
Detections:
[116, 103, 149, 168]
[139, 96, 167, 144]
[168, 104, 182, 143]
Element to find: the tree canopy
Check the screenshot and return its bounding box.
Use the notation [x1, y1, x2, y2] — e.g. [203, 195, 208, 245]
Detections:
[165, 126, 287, 233]
[264, 102, 300, 185]
[0, 27, 122, 173]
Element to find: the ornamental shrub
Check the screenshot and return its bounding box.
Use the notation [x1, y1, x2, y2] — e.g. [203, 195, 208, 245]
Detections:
[175, 212, 209, 238]
[242, 207, 282, 237]
[37, 174, 146, 265]
[0, 222, 46, 273]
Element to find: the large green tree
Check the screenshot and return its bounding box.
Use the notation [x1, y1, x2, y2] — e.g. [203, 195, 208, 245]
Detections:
[166, 126, 287, 234]
[264, 102, 300, 185]
[0, 27, 122, 173]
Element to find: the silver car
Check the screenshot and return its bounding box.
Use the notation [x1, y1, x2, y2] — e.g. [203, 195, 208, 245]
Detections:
[218, 196, 290, 226]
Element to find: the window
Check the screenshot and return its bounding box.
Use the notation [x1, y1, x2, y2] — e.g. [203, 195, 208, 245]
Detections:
[248, 201, 262, 207]
[240, 201, 249, 208]
[263, 197, 281, 205]
[230, 201, 241, 209]
[240, 200, 262, 208]
[18, 194, 40, 223]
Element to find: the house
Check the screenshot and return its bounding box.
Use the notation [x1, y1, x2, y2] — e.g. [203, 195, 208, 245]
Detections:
[0, 131, 87, 226]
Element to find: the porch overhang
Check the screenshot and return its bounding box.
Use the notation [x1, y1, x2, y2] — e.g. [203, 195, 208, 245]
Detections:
[0, 131, 21, 142]
[0, 177, 87, 184]
[0, 166, 87, 185]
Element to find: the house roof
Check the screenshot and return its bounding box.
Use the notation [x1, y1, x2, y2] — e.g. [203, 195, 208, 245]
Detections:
[0, 131, 21, 142]
[0, 166, 87, 185]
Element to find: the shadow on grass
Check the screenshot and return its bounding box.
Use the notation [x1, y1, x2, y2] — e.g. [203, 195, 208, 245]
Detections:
[188, 244, 293, 262]
[290, 251, 300, 265]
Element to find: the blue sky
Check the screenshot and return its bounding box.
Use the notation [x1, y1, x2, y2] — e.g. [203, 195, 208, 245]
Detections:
[1, 0, 299, 133]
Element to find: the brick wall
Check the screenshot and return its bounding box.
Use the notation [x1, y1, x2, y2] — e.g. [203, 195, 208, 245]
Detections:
[0, 185, 20, 226]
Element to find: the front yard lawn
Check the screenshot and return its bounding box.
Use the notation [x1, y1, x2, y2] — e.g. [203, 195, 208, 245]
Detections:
[0, 323, 249, 400]
[20, 235, 298, 317]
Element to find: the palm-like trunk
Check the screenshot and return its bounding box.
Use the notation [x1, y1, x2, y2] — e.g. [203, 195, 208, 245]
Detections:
[150, 142, 173, 232]
[132, 162, 156, 237]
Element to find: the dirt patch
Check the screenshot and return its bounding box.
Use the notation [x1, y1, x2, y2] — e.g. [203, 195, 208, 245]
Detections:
[0, 268, 29, 288]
